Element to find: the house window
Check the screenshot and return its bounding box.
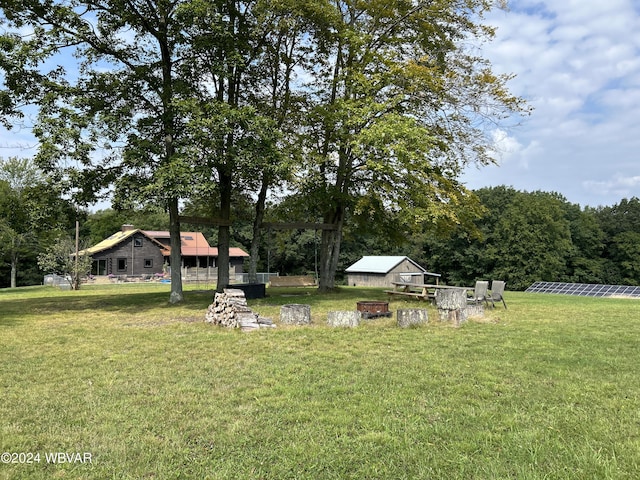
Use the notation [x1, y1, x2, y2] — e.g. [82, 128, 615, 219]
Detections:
[144, 259, 153, 268]
[134, 237, 143, 247]
[117, 258, 127, 271]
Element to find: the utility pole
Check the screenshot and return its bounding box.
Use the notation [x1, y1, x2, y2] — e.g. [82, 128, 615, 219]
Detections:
[74, 220, 79, 290]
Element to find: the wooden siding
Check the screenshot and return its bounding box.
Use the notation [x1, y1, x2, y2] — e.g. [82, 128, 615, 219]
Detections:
[91, 233, 247, 277]
[90, 232, 165, 276]
[347, 258, 425, 287]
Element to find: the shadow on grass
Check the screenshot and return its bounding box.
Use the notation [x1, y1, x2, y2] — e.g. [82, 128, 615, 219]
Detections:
[0, 285, 416, 327]
[0, 287, 214, 325]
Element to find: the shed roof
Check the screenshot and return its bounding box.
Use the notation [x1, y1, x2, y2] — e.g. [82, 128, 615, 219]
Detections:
[345, 256, 430, 274]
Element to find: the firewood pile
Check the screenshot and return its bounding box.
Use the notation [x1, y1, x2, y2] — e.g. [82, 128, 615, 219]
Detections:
[205, 288, 275, 332]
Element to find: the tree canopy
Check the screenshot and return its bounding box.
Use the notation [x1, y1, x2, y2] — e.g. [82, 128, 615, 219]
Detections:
[1, 0, 530, 294]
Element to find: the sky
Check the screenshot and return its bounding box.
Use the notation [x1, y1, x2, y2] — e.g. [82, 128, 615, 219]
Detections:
[461, 0, 640, 208]
[1, 0, 639, 209]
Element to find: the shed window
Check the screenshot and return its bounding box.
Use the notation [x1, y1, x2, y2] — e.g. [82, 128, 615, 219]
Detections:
[144, 259, 153, 268]
[134, 237, 143, 247]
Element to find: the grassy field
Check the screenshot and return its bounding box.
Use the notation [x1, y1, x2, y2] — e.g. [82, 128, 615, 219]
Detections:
[1, 284, 639, 479]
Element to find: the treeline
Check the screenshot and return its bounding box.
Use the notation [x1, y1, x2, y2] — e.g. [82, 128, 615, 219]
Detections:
[261, 187, 640, 291]
[2, 161, 639, 290]
[418, 187, 640, 290]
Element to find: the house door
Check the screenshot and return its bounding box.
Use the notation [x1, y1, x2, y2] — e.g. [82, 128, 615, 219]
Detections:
[92, 259, 107, 276]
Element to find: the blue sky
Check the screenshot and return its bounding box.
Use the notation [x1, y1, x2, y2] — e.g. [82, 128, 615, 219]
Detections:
[461, 0, 640, 208]
[2, 0, 639, 209]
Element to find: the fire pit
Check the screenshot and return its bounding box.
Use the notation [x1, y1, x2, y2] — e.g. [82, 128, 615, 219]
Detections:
[356, 301, 392, 319]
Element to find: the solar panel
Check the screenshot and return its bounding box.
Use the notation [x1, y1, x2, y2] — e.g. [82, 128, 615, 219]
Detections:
[526, 282, 640, 298]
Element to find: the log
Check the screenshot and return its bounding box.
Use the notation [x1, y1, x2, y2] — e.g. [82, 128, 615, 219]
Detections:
[280, 304, 311, 325]
[396, 309, 429, 328]
[205, 288, 275, 331]
[437, 308, 468, 326]
[327, 311, 360, 328]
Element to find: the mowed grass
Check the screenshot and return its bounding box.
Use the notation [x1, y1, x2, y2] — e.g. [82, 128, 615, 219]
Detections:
[1, 284, 640, 479]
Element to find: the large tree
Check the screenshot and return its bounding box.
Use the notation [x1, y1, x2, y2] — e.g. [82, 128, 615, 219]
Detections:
[174, 0, 304, 290]
[0, 156, 77, 287]
[0, 0, 198, 302]
[2, 1, 528, 295]
[1, 0, 307, 294]
[290, 0, 528, 291]
[487, 191, 574, 290]
[596, 197, 640, 285]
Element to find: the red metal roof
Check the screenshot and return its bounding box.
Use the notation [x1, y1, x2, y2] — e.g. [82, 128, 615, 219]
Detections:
[143, 231, 249, 258]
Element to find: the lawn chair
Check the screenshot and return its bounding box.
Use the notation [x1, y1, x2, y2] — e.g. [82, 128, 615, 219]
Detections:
[468, 280, 489, 307]
[488, 280, 507, 309]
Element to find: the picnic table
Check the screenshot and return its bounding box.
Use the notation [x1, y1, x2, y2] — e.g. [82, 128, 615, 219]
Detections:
[384, 282, 468, 302]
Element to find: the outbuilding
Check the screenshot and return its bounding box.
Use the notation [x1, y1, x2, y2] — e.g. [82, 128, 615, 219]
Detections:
[345, 256, 440, 287]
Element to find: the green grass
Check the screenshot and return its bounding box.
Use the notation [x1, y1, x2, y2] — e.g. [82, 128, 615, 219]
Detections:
[1, 284, 640, 479]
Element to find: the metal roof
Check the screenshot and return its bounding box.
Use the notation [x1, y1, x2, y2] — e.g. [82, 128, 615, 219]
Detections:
[345, 256, 431, 274]
[82, 229, 249, 258]
[143, 231, 249, 257]
[80, 229, 168, 256]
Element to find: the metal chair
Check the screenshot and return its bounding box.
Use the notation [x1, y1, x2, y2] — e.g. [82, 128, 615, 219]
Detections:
[488, 280, 507, 308]
[468, 280, 489, 307]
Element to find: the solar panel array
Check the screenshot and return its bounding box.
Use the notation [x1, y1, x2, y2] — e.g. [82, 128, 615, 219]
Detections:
[526, 282, 640, 298]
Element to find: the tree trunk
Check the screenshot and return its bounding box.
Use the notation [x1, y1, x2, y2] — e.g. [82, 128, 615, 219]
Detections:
[10, 255, 17, 289]
[318, 205, 344, 292]
[249, 173, 270, 283]
[216, 169, 232, 292]
[168, 198, 184, 304]
[280, 304, 311, 325]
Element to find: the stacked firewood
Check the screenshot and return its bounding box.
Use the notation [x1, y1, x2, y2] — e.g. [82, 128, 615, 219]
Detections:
[205, 288, 275, 332]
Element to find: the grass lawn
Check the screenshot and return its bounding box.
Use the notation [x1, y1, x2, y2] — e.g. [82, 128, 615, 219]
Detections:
[1, 284, 639, 479]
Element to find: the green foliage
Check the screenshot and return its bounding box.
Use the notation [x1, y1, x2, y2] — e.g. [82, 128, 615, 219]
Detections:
[37, 236, 92, 290]
[421, 189, 640, 290]
[595, 197, 640, 285]
[287, 0, 529, 289]
[0, 157, 78, 287]
[82, 208, 170, 245]
[489, 192, 573, 290]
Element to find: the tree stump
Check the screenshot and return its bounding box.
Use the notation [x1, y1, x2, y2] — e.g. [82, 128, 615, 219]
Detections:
[327, 311, 360, 328]
[465, 303, 485, 318]
[280, 304, 311, 325]
[396, 309, 429, 328]
[436, 288, 468, 326]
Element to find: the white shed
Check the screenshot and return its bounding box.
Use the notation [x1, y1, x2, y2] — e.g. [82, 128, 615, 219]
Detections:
[345, 256, 440, 287]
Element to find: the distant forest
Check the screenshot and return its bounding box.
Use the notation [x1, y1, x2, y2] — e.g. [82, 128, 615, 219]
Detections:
[266, 187, 640, 291]
[2, 176, 638, 290]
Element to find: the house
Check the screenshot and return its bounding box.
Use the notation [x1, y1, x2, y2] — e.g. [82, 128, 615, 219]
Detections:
[82, 225, 249, 279]
[345, 256, 440, 287]
[143, 230, 249, 273]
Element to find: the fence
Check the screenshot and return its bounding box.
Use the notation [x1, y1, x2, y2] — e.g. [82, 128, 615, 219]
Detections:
[181, 269, 279, 286]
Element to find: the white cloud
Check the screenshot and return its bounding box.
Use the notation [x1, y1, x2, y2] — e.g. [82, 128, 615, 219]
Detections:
[488, 129, 541, 170]
[463, 0, 640, 206]
[583, 175, 640, 200]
